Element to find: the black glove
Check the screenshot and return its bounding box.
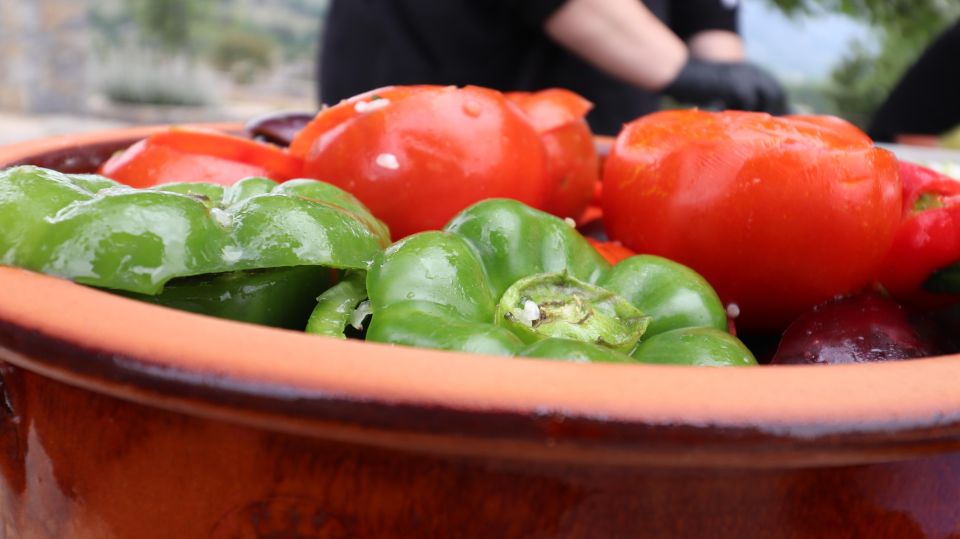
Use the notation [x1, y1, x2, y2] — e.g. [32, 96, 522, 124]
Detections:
[664, 59, 788, 115]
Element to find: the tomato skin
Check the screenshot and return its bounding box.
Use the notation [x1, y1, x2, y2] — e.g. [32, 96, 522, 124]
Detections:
[508, 89, 598, 220]
[537, 119, 598, 220]
[294, 85, 547, 239]
[289, 86, 430, 158]
[506, 88, 592, 132]
[100, 128, 302, 187]
[785, 114, 873, 146]
[602, 110, 901, 332]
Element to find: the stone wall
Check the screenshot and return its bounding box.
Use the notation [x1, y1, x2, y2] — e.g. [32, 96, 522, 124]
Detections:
[0, 0, 90, 113]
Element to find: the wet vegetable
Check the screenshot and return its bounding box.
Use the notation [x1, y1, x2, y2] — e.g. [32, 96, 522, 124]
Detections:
[507, 88, 599, 221]
[770, 294, 936, 365]
[290, 85, 548, 239]
[100, 128, 303, 187]
[878, 161, 960, 307]
[603, 110, 901, 332]
[0, 166, 389, 330]
[364, 198, 755, 366]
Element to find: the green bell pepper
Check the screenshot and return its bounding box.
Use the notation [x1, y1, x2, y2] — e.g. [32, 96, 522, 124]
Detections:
[0, 166, 389, 331]
[364, 199, 756, 366]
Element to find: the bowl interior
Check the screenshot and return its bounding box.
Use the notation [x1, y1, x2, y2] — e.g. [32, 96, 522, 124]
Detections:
[2, 126, 960, 468]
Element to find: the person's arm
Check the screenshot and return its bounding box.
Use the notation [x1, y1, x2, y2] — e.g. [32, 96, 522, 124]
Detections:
[544, 0, 786, 114]
[671, 0, 742, 61]
[544, 0, 688, 92]
[688, 30, 744, 62]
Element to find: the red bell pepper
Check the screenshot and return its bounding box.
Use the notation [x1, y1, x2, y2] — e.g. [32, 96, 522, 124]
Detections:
[878, 161, 960, 305]
[100, 128, 303, 188]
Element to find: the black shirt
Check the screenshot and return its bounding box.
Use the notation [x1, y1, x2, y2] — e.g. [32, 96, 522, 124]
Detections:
[319, 0, 739, 135]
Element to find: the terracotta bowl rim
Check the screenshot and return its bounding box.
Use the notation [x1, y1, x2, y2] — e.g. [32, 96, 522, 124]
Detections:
[2, 125, 960, 467]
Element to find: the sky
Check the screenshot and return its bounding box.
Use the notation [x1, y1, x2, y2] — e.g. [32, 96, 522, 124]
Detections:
[740, 0, 875, 83]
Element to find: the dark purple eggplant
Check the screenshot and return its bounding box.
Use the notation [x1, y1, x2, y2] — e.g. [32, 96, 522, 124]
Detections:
[244, 111, 315, 148]
[771, 294, 938, 365]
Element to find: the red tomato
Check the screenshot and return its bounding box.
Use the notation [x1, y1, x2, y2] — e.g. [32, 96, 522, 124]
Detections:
[289, 86, 430, 158]
[603, 110, 901, 332]
[507, 89, 598, 220]
[292, 85, 547, 239]
[506, 88, 592, 132]
[100, 128, 302, 188]
[785, 114, 874, 146]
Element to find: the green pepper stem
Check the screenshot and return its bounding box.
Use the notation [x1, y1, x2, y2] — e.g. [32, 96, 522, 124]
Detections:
[495, 272, 649, 353]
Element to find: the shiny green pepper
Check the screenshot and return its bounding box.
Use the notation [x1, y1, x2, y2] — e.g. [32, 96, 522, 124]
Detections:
[0, 166, 389, 330]
[364, 199, 756, 366]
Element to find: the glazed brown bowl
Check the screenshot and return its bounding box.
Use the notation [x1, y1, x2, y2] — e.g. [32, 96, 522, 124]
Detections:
[1, 126, 960, 538]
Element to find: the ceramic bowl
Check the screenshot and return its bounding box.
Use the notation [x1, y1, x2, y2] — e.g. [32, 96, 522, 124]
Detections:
[1, 126, 960, 538]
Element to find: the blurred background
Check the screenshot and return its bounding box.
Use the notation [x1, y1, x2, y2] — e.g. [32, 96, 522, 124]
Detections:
[0, 0, 957, 144]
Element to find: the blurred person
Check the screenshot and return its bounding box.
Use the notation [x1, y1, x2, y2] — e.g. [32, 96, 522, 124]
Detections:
[868, 19, 960, 143]
[318, 0, 787, 135]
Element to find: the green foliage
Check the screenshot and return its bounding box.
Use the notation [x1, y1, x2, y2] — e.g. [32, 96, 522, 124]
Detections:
[782, 80, 838, 116]
[203, 0, 328, 62]
[96, 48, 221, 107]
[208, 29, 277, 83]
[825, 28, 942, 127]
[764, 0, 950, 33]
[127, 0, 210, 53]
[765, 0, 960, 127]
[89, 0, 326, 64]
[822, 41, 891, 127]
[88, 0, 327, 104]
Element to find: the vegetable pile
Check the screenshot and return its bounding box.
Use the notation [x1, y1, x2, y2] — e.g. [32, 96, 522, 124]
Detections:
[3, 84, 960, 367]
[363, 198, 753, 365]
[0, 167, 388, 330]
